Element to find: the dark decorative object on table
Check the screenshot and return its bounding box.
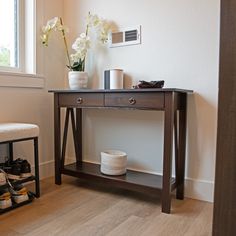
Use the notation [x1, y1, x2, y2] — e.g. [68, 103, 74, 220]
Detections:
[133, 80, 165, 89]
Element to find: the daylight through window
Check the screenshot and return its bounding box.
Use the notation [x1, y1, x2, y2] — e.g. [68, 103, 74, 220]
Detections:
[0, 0, 19, 69]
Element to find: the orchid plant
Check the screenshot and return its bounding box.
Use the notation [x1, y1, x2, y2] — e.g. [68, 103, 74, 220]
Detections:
[41, 13, 110, 72]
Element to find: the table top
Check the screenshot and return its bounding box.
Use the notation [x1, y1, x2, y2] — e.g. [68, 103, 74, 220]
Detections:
[49, 88, 193, 94]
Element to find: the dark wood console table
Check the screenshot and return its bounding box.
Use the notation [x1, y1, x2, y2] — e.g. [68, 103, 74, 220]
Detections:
[49, 88, 192, 213]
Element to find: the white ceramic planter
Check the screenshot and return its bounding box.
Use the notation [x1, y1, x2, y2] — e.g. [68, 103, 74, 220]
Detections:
[100, 150, 127, 176]
[68, 71, 88, 89]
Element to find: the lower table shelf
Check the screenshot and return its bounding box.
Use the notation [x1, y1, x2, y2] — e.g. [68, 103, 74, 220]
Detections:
[62, 162, 176, 195]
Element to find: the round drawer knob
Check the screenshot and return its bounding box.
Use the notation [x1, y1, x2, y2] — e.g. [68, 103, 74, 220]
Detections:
[77, 97, 83, 104]
[129, 97, 136, 105]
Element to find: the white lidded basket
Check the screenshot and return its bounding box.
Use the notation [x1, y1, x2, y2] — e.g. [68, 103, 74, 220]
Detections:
[100, 150, 127, 176]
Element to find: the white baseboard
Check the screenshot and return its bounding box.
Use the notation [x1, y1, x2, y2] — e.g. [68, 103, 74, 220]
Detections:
[32, 160, 54, 180]
[38, 158, 214, 202]
[185, 178, 214, 202]
[34, 158, 76, 180]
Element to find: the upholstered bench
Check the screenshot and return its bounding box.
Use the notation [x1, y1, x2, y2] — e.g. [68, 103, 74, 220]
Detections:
[0, 123, 40, 197]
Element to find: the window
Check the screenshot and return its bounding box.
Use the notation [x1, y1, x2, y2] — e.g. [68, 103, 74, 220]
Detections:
[0, 0, 36, 75]
[0, 0, 22, 71]
[0, 0, 44, 88]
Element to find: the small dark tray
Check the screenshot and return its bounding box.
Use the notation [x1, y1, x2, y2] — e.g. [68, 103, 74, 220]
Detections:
[133, 80, 165, 89]
[0, 193, 34, 214]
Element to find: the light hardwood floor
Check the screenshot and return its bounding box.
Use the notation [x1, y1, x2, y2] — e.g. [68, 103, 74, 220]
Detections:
[0, 176, 213, 236]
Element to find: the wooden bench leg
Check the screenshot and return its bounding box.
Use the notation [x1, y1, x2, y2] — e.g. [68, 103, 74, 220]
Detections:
[9, 142, 13, 162]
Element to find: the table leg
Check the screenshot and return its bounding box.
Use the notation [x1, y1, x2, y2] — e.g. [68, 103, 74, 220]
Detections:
[176, 93, 187, 199]
[54, 94, 61, 185]
[76, 108, 82, 164]
[162, 92, 174, 213]
[61, 108, 70, 168]
[174, 110, 179, 193]
[70, 108, 82, 165]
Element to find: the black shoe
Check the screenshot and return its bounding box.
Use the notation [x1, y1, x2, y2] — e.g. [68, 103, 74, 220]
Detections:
[6, 158, 32, 180]
[7, 162, 21, 180]
[20, 160, 32, 178]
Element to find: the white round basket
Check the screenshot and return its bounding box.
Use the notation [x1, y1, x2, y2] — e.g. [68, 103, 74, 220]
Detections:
[100, 150, 127, 176]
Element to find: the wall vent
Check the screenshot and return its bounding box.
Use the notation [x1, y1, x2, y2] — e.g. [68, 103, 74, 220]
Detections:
[109, 25, 141, 48]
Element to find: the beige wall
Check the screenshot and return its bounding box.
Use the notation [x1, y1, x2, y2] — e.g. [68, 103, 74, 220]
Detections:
[64, 0, 220, 202]
[0, 0, 220, 202]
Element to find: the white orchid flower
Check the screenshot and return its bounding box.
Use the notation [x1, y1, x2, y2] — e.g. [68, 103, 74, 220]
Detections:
[41, 16, 72, 68]
[41, 13, 110, 71]
[87, 13, 100, 27]
[47, 17, 60, 30]
[80, 33, 86, 39]
[92, 20, 111, 43]
[72, 33, 90, 52]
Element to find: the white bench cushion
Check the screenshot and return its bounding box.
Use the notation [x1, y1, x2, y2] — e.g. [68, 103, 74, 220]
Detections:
[0, 123, 39, 143]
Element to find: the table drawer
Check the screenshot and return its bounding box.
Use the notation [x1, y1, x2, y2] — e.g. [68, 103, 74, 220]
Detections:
[59, 93, 104, 107]
[105, 92, 164, 109]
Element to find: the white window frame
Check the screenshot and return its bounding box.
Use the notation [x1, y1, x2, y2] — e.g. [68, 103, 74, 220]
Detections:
[0, 0, 44, 89]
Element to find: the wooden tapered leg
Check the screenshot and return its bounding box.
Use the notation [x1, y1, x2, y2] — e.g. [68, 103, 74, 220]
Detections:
[70, 109, 82, 165]
[162, 92, 175, 213]
[174, 110, 179, 191]
[54, 93, 61, 185]
[75, 108, 82, 164]
[176, 93, 187, 199]
[61, 108, 70, 168]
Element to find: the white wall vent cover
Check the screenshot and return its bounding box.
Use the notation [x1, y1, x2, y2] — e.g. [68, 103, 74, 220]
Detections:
[109, 25, 141, 48]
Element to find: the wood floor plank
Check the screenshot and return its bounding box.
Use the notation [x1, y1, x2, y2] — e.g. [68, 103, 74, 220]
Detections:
[0, 177, 213, 236]
[64, 198, 146, 236]
[23, 189, 121, 236]
[139, 199, 210, 236]
[1, 177, 116, 234]
[0, 227, 22, 236]
[106, 215, 145, 236]
[183, 203, 213, 236]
